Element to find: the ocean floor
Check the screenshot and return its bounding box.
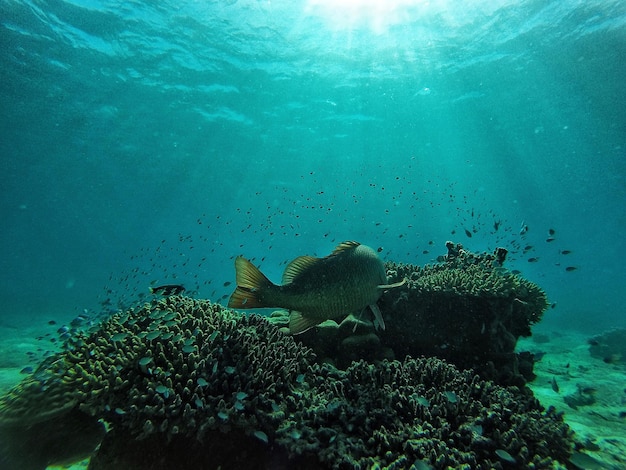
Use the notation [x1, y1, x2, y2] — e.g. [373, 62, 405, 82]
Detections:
[519, 330, 626, 469]
[1, 318, 624, 469]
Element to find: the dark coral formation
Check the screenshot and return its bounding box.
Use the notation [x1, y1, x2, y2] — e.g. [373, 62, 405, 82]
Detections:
[379, 242, 549, 385]
[0, 346, 106, 469]
[277, 358, 572, 469]
[0, 297, 313, 469]
[89, 427, 302, 469]
[1, 291, 569, 469]
[89, 357, 574, 469]
[1, 297, 313, 438]
[0, 407, 105, 470]
[268, 242, 550, 385]
[81, 296, 312, 442]
[88, 358, 573, 470]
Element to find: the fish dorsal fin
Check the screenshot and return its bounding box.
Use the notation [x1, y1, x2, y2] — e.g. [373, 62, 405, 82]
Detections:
[281, 241, 361, 284]
[330, 241, 361, 256]
[282, 256, 319, 284]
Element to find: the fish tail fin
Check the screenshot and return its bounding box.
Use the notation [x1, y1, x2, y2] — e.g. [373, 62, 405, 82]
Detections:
[227, 256, 274, 309]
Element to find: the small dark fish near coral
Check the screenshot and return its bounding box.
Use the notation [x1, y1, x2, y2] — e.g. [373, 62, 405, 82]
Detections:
[228, 241, 406, 334]
[551, 376, 560, 393]
[533, 351, 547, 361]
[520, 221, 529, 235]
[149, 284, 186, 296]
[603, 353, 622, 364]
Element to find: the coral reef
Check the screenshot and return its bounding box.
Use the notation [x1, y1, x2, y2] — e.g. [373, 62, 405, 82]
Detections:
[0, 296, 572, 469]
[89, 427, 308, 469]
[379, 242, 549, 385]
[90, 357, 573, 469]
[269, 242, 550, 385]
[0, 297, 313, 469]
[277, 357, 573, 469]
[0, 349, 106, 469]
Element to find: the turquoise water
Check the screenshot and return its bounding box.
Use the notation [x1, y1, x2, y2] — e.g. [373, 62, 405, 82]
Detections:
[1, 0, 625, 334]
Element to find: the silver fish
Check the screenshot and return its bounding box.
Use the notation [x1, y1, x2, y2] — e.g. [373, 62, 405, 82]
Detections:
[228, 241, 405, 334]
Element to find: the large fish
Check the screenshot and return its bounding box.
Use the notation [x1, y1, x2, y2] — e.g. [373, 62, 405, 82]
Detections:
[227, 241, 405, 334]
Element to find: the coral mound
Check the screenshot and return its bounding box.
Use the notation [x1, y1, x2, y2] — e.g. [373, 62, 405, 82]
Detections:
[276, 357, 572, 469]
[268, 242, 551, 385]
[1, 295, 572, 469]
[379, 242, 549, 384]
[71, 296, 314, 441]
[0, 297, 314, 469]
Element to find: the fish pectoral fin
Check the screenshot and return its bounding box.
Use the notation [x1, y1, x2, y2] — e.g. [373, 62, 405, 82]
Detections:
[353, 309, 365, 333]
[369, 303, 386, 331]
[378, 278, 407, 290]
[289, 311, 321, 335]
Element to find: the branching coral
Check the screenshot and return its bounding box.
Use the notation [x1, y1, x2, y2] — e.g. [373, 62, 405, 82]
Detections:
[385, 242, 549, 319]
[275, 357, 572, 469]
[0, 297, 314, 469]
[0, 283, 568, 469]
[379, 243, 549, 384]
[68, 297, 313, 440]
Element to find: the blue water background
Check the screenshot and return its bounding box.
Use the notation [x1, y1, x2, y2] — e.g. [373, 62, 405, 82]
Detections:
[1, 0, 625, 333]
